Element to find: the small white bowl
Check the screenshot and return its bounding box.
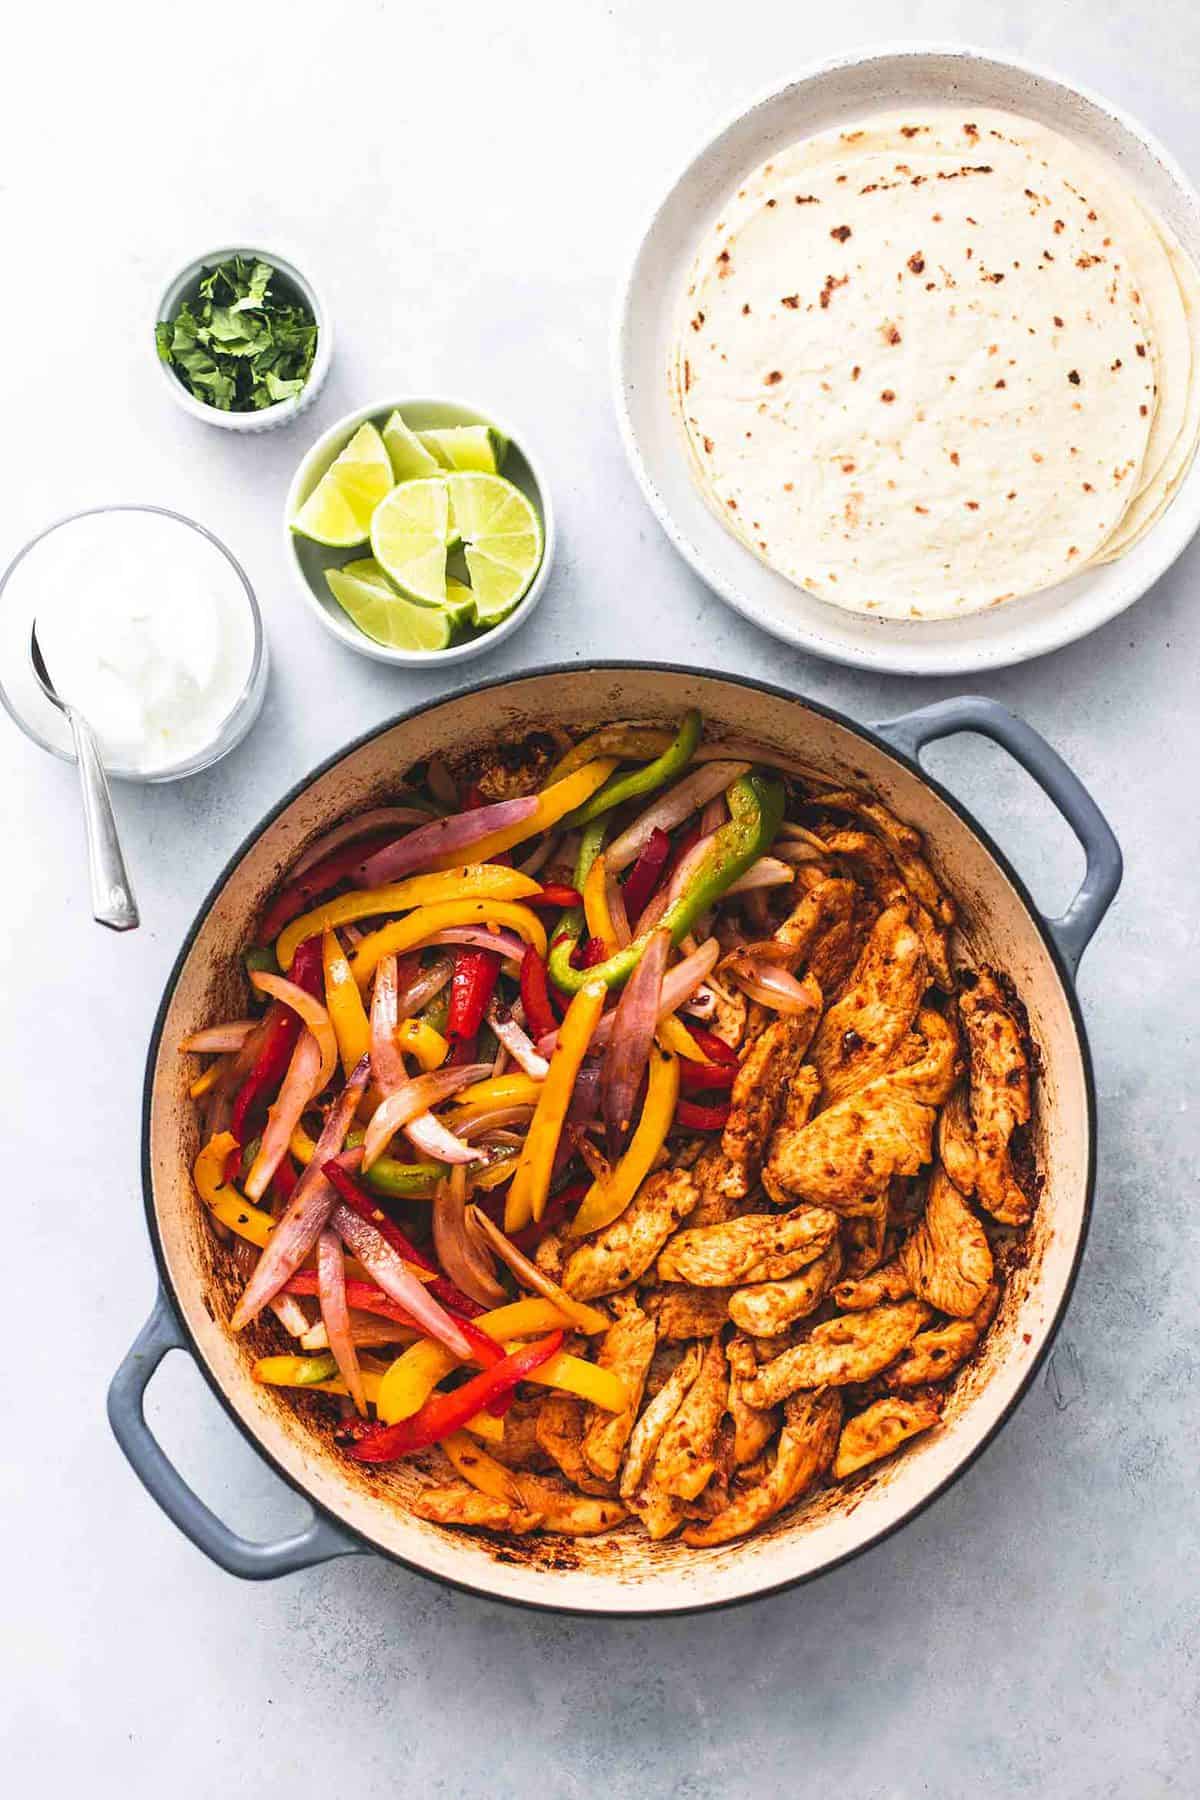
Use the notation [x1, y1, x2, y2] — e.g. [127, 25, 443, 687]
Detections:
[154, 245, 332, 433]
[283, 396, 555, 667]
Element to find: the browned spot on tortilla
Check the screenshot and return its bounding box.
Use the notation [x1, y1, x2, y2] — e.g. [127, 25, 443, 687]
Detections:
[781, 294, 800, 308]
[764, 370, 783, 386]
[819, 273, 848, 310]
[881, 321, 901, 345]
[831, 224, 852, 242]
[950, 451, 960, 465]
[880, 389, 895, 404]
[1135, 343, 1147, 357]
[702, 437, 713, 454]
[966, 500, 980, 510]
[841, 461, 856, 473]
[907, 253, 925, 274]
[1068, 370, 1081, 385]
[851, 365, 861, 380]
[795, 194, 818, 205]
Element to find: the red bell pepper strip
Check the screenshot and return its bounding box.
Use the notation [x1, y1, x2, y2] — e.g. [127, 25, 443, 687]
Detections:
[675, 1096, 731, 1131]
[284, 1269, 501, 1371]
[321, 1158, 487, 1320]
[524, 884, 583, 910]
[678, 1030, 739, 1092]
[229, 936, 324, 1143]
[619, 827, 672, 923]
[256, 833, 398, 943]
[447, 1032, 480, 1067]
[447, 948, 501, 1045]
[520, 946, 560, 1040]
[510, 1181, 588, 1255]
[682, 1023, 739, 1065]
[347, 1331, 563, 1462]
[271, 1154, 300, 1204]
[579, 935, 609, 969]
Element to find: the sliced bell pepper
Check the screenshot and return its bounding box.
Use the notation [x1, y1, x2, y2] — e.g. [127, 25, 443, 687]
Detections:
[562, 709, 701, 829]
[194, 1131, 277, 1249]
[682, 1023, 740, 1065]
[676, 1097, 731, 1131]
[229, 936, 323, 1141]
[504, 975, 608, 1231]
[548, 775, 785, 995]
[396, 1016, 449, 1071]
[619, 826, 672, 923]
[347, 1332, 564, 1462]
[447, 948, 501, 1049]
[440, 1431, 524, 1502]
[509, 1180, 587, 1254]
[251, 1359, 504, 1442]
[451, 1072, 544, 1119]
[581, 851, 619, 957]
[257, 830, 399, 945]
[188, 1062, 224, 1100]
[289, 1122, 442, 1198]
[678, 1023, 738, 1090]
[421, 761, 618, 872]
[350, 899, 548, 990]
[547, 726, 675, 784]
[322, 928, 371, 1076]
[519, 947, 560, 1041]
[679, 1054, 736, 1091]
[321, 1158, 489, 1323]
[524, 883, 583, 910]
[569, 1042, 679, 1237]
[276, 865, 541, 971]
[655, 1013, 713, 1063]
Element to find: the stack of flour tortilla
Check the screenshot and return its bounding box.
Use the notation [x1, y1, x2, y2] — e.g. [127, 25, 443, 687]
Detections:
[673, 108, 1200, 620]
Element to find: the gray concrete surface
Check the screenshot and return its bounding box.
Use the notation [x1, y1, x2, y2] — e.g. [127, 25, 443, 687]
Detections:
[1, 3, 1196, 1793]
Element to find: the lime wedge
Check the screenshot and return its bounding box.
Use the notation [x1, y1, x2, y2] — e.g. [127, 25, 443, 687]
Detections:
[369, 477, 450, 604]
[419, 425, 507, 474]
[443, 473, 543, 624]
[291, 423, 394, 547]
[326, 562, 452, 652]
[442, 577, 477, 629]
[381, 410, 441, 482]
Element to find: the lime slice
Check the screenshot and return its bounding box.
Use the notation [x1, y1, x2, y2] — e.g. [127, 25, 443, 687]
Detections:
[326, 562, 452, 652]
[442, 577, 477, 629]
[291, 423, 394, 547]
[381, 410, 441, 482]
[369, 477, 450, 604]
[444, 473, 543, 624]
[419, 425, 507, 474]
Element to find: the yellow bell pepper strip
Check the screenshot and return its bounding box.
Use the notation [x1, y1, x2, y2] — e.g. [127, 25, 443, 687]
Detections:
[472, 1152, 520, 1191]
[350, 899, 548, 991]
[562, 709, 702, 830]
[582, 851, 620, 957]
[348, 1332, 565, 1462]
[570, 1042, 680, 1236]
[188, 1062, 224, 1100]
[322, 928, 370, 1076]
[194, 1131, 277, 1249]
[655, 1012, 712, 1063]
[253, 1359, 503, 1441]
[478, 1295, 605, 1338]
[441, 1431, 524, 1502]
[504, 975, 608, 1231]
[276, 865, 542, 971]
[397, 1016, 449, 1071]
[547, 727, 675, 784]
[449, 1071, 545, 1126]
[549, 774, 787, 995]
[423, 760, 618, 872]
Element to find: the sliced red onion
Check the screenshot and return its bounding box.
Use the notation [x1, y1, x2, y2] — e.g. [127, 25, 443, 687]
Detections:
[318, 1227, 367, 1414]
[395, 954, 454, 1020]
[487, 1002, 550, 1078]
[425, 927, 530, 964]
[724, 856, 795, 896]
[370, 954, 407, 1095]
[364, 1063, 492, 1167]
[356, 795, 538, 887]
[538, 938, 720, 1056]
[433, 1167, 506, 1308]
[454, 1105, 536, 1140]
[517, 831, 561, 877]
[606, 867, 632, 949]
[289, 808, 432, 881]
[606, 762, 751, 873]
[724, 950, 818, 1015]
[230, 1057, 370, 1332]
[404, 1111, 485, 1166]
[269, 1292, 312, 1339]
[666, 830, 717, 906]
[601, 928, 668, 1160]
[700, 794, 727, 837]
[331, 1203, 471, 1358]
[180, 1021, 257, 1054]
[244, 1029, 323, 1202]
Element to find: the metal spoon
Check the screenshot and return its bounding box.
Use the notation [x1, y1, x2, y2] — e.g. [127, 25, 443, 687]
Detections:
[30, 624, 139, 932]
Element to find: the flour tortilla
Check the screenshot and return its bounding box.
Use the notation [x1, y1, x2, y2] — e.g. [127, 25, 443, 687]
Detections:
[676, 147, 1157, 618]
[711, 109, 1192, 511]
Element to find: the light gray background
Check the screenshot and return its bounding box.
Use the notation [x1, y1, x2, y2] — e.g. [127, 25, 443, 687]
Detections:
[2, 3, 1195, 1795]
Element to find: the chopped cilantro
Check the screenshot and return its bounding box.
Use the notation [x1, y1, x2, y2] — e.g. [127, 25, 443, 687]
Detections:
[156, 255, 317, 412]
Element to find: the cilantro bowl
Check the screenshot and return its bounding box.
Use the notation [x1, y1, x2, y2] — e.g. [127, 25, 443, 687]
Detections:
[153, 246, 333, 433]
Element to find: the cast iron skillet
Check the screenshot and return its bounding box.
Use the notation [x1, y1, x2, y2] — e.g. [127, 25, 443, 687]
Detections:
[107, 669, 1121, 1612]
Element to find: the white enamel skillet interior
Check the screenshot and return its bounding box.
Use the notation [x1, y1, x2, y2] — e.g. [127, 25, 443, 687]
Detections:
[614, 45, 1200, 674]
[108, 666, 1121, 1614]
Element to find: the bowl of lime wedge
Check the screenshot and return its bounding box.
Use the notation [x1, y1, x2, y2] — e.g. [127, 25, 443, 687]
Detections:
[284, 397, 554, 665]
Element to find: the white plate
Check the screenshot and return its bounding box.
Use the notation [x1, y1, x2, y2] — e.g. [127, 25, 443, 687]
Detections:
[614, 46, 1200, 673]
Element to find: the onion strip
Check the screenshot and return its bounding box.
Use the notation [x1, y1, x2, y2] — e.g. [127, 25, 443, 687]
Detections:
[317, 1228, 367, 1414]
[606, 762, 751, 873]
[433, 1166, 506, 1307]
[180, 1022, 257, 1054]
[250, 970, 338, 1093]
[467, 1206, 609, 1334]
[244, 1030, 323, 1202]
[363, 1063, 491, 1167]
[357, 795, 539, 887]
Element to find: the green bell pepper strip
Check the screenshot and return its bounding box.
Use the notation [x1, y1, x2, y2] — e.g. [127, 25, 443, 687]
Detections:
[548, 817, 609, 982]
[561, 709, 702, 830]
[548, 773, 785, 994]
[339, 1129, 442, 1200]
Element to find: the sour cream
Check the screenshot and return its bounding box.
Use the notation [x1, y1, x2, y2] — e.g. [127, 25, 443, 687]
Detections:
[18, 509, 257, 775]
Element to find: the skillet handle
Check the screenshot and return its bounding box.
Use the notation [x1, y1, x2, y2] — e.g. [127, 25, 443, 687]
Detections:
[107, 1288, 363, 1581]
[872, 695, 1122, 977]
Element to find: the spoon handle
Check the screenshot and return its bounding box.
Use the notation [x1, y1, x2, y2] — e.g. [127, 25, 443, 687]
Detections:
[66, 708, 139, 932]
